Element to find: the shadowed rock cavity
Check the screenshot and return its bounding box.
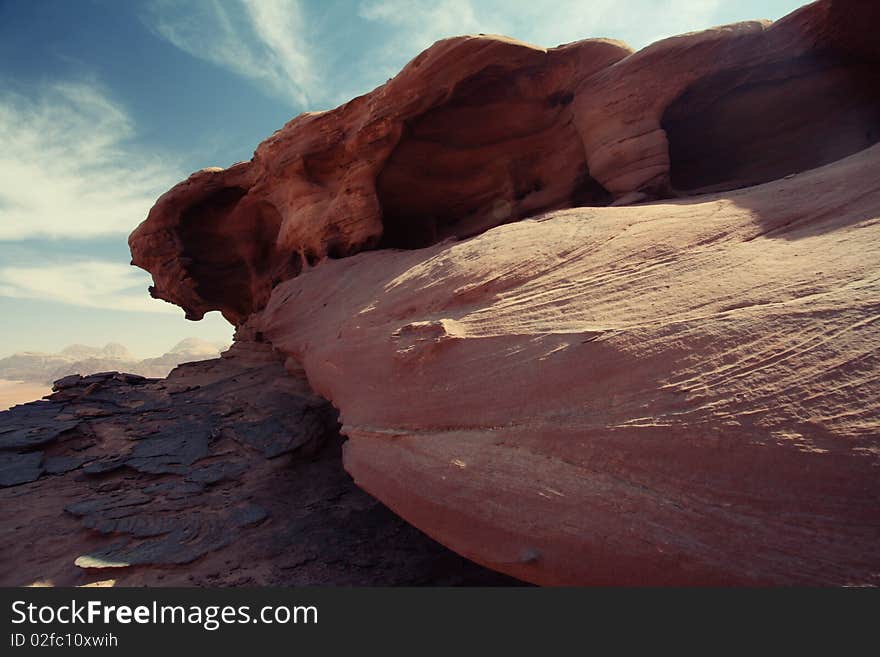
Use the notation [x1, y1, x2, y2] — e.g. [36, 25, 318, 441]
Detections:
[377, 64, 611, 249]
[174, 187, 298, 324]
[664, 52, 880, 194]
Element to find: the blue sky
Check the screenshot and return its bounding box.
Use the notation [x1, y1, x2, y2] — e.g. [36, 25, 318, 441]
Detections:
[0, 0, 806, 358]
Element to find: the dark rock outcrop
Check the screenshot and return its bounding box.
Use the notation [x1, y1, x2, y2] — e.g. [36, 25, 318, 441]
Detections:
[0, 341, 520, 586]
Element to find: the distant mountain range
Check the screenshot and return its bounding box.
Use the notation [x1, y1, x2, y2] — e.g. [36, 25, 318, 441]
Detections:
[0, 338, 228, 384]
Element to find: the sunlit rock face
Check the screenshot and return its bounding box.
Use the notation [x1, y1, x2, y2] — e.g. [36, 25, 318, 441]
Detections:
[130, 0, 880, 585]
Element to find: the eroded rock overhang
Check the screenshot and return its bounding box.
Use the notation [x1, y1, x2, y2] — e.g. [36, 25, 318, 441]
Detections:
[129, 0, 880, 325]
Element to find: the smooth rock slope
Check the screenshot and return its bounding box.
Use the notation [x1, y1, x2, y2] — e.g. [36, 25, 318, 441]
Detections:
[257, 145, 880, 585]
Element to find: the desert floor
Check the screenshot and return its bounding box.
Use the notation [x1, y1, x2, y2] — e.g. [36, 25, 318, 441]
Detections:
[0, 379, 51, 411]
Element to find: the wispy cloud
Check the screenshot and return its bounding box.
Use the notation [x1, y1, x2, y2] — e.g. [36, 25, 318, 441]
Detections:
[148, 0, 725, 112]
[0, 81, 179, 240]
[147, 0, 315, 107]
[0, 260, 178, 314]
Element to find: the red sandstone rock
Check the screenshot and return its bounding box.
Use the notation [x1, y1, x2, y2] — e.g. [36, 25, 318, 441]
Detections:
[128, 0, 880, 585]
[131, 37, 630, 324]
[254, 144, 880, 585]
[131, 0, 880, 325]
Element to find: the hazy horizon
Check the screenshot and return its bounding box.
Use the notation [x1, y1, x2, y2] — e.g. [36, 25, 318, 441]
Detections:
[0, 0, 808, 357]
[0, 334, 230, 361]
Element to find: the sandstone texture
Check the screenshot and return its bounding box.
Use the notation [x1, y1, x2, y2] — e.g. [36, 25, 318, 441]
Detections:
[123, 0, 880, 584]
[258, 146, 880, 585]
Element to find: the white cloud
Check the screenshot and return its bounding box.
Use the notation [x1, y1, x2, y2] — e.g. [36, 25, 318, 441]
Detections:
[148, 0, 727, 111]
[0, 260, 178, 314]
[0, 81, 180, 240]
[148, 0, 314, 107]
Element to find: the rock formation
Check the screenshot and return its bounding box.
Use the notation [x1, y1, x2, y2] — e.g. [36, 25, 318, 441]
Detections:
[256, 145, 880, 585]
[5, 0, 879, 585]
[129, 0, 880, 324]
